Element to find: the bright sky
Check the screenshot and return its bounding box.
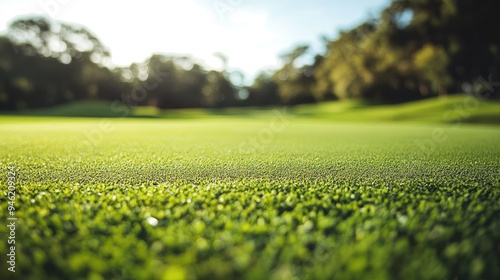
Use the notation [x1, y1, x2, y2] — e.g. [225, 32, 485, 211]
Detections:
[0, 0, 390, 82]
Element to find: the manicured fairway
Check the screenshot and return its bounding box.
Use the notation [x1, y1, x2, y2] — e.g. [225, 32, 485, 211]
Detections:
[0, 116, 499, 280]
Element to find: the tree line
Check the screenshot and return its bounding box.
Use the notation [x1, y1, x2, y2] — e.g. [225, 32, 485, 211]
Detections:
[1, 0, 499, 111]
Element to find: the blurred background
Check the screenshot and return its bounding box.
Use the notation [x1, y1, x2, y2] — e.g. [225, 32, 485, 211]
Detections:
[0, 0, 499, 116]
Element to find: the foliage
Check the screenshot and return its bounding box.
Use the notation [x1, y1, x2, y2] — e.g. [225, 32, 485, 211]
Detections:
[312, 0, 500, 102]
[245, 71, 281, 106]
[0, 17, 240, 111]
[2, 0, 500, 109]
[413, 44, 451, 96]
[272, 45, 320, 105]
[0, 17, 126, 110]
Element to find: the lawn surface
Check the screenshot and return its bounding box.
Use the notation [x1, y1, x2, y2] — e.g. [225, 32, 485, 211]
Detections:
[4, 94, 500, 125]
[0, 114, 499, 280]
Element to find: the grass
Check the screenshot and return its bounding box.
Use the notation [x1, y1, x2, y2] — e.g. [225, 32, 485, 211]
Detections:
[2, 94, 500, 124]
[2, 100, 126, 118]
[292, 95, 500, 124]
[0, 114, 499, 280]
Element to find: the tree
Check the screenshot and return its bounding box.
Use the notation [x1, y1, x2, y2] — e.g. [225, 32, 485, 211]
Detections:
[206, 52, 239, 107]
[313, 0, 500, 102]
[246, 71, 281, 106]
[0, 16, 124, 110]
[272, 45, 317, 104]
[413, 44, 451, 96]
[315, 22, 379, 100]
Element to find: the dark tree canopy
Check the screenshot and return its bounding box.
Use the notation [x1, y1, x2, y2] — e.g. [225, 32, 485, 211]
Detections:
[1, 0, 499, 111]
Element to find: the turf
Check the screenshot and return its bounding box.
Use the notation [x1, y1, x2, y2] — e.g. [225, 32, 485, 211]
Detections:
[292, 95, 500, 124]
[0, 115, 499, 280]
[3, 94, 500, 125]
[1, 101, 126, 118]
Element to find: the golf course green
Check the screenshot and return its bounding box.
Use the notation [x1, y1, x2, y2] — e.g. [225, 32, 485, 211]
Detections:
[0, 98, 499, 279]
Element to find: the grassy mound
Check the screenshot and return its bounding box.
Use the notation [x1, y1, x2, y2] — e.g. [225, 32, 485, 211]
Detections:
[292, 95, 500, 124]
